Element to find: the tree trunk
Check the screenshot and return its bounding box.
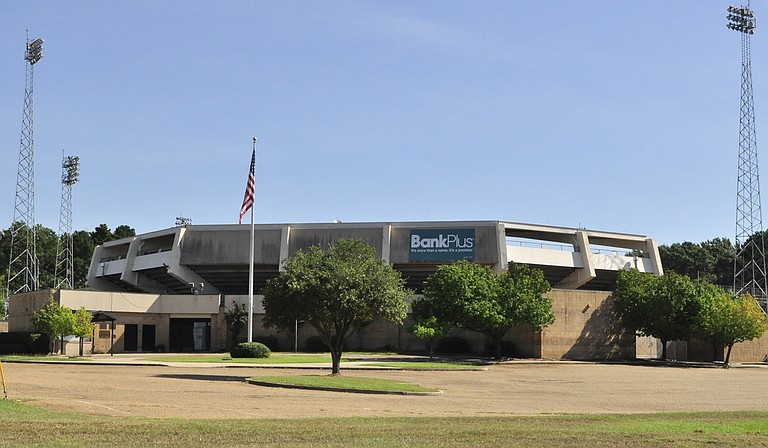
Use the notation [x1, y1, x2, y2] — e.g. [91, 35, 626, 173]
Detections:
[660, 338, 667, 361]
[724, 344, 734, 368]
[60, 336, 65, 355]
[331, 347, 343, 375]
[491, 334, 502, 360]
[427, 339, 434, 361]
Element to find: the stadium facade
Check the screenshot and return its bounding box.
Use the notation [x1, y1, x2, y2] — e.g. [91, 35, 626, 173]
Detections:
[9, 220, 665, 358]
[11, 220, 767, 361]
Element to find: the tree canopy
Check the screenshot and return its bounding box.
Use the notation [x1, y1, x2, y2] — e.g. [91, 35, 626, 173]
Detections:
[419, 261, 554, 358]
[223, 301, 248, 349]
[658, 237, 736, 287]
[0, 222, 135, 293]
[262, 239, 410, 374]
[696, 284, 768, 366]
[32, 299, 75, 354]
[614, 270, 702, 360]
[410, 298, 452, 359]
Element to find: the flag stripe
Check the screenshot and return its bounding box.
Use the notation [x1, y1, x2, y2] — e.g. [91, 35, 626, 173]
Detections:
[239, 149, 255, 224]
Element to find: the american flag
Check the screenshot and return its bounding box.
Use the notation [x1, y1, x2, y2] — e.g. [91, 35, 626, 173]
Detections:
[239, 148, 255, 224]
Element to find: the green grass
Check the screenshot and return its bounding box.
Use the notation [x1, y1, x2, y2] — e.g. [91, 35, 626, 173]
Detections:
[0, 354, 92, 362]
[144, 353, 483, 370]
[144, 353, 349, 364]
[0, 400, 765, 447]
[359, 361, 485, 370]
[247, 374, 440, 393]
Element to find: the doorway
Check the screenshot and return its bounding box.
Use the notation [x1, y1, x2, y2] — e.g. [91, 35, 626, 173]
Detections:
[142, 324, 156, 351]
[169, 318, 211, 352]
[124, 324, 138, 351]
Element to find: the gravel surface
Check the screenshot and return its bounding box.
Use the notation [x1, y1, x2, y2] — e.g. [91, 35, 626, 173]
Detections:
[5, 361, 767, 419]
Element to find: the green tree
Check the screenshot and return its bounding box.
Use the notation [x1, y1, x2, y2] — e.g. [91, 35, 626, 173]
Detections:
[90, 224, 113, 247]
[410, 298, 452, 360]
[72, 307, 94, 356]
[696, 285, 768, 366]
[658, 241, 715, 283]
[223, 301, 248, 349]
[614, 270, 701, 360]
[262, 239, 410, 374]
[658, 238, 736, 287]
[32, 299, 76, 354]
[36, 225, 59, 289]
[113, 225, 136, 240]
[700, 238, 736, 287]
[72, 230, 95, 288]
[422, 261, 554, 359]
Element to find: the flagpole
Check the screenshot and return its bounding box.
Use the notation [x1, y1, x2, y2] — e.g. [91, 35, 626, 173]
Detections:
[247, 137, 256, 343]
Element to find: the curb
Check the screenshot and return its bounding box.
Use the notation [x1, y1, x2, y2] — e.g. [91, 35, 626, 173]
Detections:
[244, 379, 444, 396]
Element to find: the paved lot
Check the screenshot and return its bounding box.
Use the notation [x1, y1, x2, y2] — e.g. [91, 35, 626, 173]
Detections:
[4, 359, 767, 419]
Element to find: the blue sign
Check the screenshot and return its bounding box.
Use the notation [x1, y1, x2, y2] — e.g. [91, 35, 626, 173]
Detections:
[409, 229, 475, 261]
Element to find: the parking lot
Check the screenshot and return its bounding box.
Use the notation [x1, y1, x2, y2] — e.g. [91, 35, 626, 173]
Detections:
[5, 359, 768, 419]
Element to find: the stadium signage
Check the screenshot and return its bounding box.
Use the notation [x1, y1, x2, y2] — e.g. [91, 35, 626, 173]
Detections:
[409, 229, 475, 261]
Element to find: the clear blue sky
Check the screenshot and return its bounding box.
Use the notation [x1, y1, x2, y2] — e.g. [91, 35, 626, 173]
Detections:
[0, 2, 763, 246]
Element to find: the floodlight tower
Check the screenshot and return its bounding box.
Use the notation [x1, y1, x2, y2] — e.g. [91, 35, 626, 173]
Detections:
[54, 155, 80, 290]
[728, 5, 768, 311]
[6, 34, 44, 305]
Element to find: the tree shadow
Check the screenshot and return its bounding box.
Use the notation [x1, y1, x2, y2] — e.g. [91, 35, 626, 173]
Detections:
[154, 373, 247, 382]
[562, 295, 635, 360]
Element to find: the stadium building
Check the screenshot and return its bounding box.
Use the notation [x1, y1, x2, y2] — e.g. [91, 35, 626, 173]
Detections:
[14, 218, 764, 362]
[10, 219, 670, 359]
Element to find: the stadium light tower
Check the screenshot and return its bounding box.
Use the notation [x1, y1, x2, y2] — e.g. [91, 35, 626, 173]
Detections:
[6, 34, 44, 307]
[54, 155, 80, 290]
[728, 5, 768, 311]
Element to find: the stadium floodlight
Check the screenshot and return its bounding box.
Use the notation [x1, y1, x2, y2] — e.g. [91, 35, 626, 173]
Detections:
[25, 38, 44, 65]
[728, 5, 756, 34]
[63, 156, 80, 186]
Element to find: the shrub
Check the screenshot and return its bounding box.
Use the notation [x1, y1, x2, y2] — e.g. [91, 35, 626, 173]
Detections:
[304, 335, 328, 352]
[435, 336, 472, 355]
[230, 342, 271, 358]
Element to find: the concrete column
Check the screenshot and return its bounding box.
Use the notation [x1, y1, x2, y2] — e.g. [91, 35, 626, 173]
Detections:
[645, 238, 664, 276]
[495, 222, 508, 273]
[279, 225, 291, 272]
[382, 224, 392, 263]
[556, 230, 596, 289]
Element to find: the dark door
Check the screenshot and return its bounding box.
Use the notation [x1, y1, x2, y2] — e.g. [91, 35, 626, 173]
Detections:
[124, 324, 138, 351]
[169, 318, 211, 352]
[142, 325, 156, 351]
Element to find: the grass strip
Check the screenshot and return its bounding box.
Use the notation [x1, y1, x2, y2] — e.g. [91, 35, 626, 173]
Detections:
[0, 400, 765, 447]
[143, 354, 348, 364]
[359, 361, 485, 370]
[1, 355, 92, 362]
[247, 374, 441, 393]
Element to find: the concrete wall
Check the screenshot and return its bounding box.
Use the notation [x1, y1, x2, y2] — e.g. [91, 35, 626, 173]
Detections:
[538, 290, 635, 360]
[8, 288, 633, 360]
[687, 334, 768, 363]
[289, 227, 384, 255]
[232, 288, 634, 360]
[726, 334, 768, 362]
[180, 228, 282, 265]
[8, 290, 55, 332]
